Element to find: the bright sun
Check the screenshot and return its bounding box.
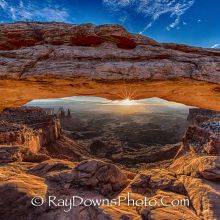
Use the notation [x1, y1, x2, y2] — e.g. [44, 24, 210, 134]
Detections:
[120, 98, 135, 105]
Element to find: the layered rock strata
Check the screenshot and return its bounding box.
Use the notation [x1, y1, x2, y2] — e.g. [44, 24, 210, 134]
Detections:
[0, 22, 220, 110]
[0, 107, 61, 162]
[180, 108, 220, 156]
[0, 159, 127, 220]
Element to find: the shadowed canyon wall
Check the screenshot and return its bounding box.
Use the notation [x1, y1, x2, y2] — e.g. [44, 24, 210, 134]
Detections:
[0, 107, 61, 163]
[0, 22, 220, 110]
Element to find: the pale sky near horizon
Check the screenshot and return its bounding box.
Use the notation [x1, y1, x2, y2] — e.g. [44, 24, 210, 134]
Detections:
[28, 96, 190, 108]
[27, 97, 191, 115]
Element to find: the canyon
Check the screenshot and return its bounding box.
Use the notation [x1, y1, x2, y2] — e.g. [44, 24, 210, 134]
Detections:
[0, 22, 220, 220]
[0, 106, 219, 220]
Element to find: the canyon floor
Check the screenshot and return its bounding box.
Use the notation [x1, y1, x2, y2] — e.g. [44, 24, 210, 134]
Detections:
[0, 100, 220, 220]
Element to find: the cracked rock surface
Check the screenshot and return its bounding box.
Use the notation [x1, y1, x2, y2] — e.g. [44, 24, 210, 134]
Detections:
[0, 22, 220, 111]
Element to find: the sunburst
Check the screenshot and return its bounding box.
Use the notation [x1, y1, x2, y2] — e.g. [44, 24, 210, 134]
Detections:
[117, 85, 136, 100]
[114, 85, 137, 105]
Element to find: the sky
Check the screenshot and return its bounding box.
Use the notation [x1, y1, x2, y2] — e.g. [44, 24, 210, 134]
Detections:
[0, 0, 219, 48]
[27, 97, 190, 115]
[28, 97, 189, 108]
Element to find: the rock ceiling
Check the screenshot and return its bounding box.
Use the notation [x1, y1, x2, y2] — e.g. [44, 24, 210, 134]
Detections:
[0, 22, 219, 110]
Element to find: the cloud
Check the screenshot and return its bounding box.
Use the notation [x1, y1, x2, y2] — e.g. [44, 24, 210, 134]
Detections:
[0, 0, 7, 9]
[211, 44, 220, 49]
[0, 0, 69, 22]
[103, 0, 195, 33]
[103, 0, 132, 9]
[118, 15, 128, 23]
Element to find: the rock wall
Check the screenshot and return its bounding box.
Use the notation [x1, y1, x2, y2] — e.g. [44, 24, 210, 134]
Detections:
[167, 109, 220, 219]
[126, 109, 220, 219]
[0, 107, 61, 154]
[180, 108, 220, 156]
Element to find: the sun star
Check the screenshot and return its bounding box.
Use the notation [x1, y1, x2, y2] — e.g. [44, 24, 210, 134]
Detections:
[121, 98, 134, 105]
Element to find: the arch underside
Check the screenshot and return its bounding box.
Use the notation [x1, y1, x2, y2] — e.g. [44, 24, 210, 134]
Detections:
[0, 22, 219, 111]
[0, 78, 219, 111]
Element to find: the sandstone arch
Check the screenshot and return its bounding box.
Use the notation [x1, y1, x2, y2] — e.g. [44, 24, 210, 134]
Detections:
[0, 22, 219, 110]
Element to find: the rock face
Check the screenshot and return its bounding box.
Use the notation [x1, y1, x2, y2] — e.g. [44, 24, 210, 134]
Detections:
[0, 22, 219, 83]
[89, 139, 122, 158]
[187, 108, 220, 126]
[171, 155, 220, 179]
[130, 169, 185, 196]
[166, 108, 220, 220]
[0, 146, 22, 163]
[0, 107, 61, 162]
[110, 109, 220, 220]
[0, 162, 113, 220]
[0, 22, 220, 111]
[48, 159, 128, 197]
[29, 159, 75, 176]
[180, 108, 220, 156]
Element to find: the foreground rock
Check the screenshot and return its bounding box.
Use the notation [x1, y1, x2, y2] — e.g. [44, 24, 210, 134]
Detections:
[179, 175, 220, 220]
[48, 159, 128, 197]
[0, 22, 220, 111]
[140, 191, 200, 220]
[0, 159, 127, 220]
[29, 159, 75, 176]
[0, 167, 47, 219]
[0, 163, 113, 220]
[0, 146, 22, 163]
[131, 169, 185, 196]
[171, 155, 220, 180]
